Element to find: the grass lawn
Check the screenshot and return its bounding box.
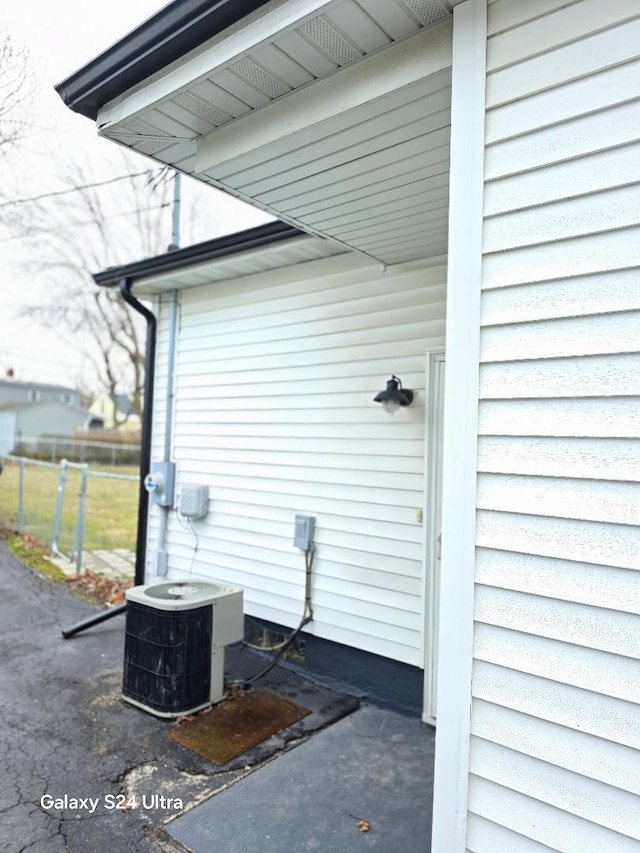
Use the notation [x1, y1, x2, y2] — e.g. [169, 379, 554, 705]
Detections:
[0, 460, 139, 553]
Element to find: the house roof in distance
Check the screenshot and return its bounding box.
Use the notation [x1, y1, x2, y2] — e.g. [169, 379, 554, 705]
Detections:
[0, 401, 89, 415]
[0, 379, 80, 394]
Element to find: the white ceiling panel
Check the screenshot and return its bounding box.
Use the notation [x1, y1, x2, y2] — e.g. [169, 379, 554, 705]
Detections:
[294, 162, 449, 218]
[357, 0, 423, 39]
[308, 176, 449, 226]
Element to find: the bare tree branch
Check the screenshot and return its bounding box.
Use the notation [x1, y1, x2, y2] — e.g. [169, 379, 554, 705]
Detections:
[0, 30, 34, 154]
[11, 150, 177, 424]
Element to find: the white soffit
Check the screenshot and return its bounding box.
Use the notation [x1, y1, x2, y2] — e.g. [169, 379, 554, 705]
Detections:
[99, 0, 454, 266]
[132, 233, 349, 295]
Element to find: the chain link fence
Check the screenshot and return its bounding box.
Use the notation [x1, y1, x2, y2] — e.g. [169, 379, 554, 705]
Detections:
[0, 454, 139, 575]
[10, 436, 141, 466]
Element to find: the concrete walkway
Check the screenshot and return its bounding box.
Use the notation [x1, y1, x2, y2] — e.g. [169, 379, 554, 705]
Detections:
[49, 548, 135, 579]
[167, 704, 435, 852]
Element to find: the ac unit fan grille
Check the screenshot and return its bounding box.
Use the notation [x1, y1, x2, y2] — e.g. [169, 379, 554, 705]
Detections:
[123, 601, 212, 714]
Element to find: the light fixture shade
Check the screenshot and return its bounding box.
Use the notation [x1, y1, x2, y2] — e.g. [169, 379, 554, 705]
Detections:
[374, 375, 414, 415]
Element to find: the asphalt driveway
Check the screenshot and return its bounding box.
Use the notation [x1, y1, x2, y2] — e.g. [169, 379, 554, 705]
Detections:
[0, 543, 187, 852]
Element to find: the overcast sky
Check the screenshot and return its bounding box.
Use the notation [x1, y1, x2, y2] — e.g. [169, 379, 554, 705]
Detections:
[0, 0, 270, 390]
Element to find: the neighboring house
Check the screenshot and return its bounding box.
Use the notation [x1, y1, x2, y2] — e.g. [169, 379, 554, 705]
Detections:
[0, 379, 82, 408]
[56, 2, 640, 851]
[89, 393, 139, 430]
[0, 402, 98, 456]
[0, 380, 92, 455]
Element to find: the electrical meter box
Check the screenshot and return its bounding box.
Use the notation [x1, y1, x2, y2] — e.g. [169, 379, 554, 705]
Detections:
[179, 484, 209, 519]
[143, 461, 175, 507]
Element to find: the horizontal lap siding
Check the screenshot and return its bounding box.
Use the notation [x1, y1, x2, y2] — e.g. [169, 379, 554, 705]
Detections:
[161, 256, 445, 665]
[469, 0, 640, 848]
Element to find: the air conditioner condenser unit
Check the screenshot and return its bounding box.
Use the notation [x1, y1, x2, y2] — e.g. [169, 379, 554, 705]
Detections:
[123, 581, 243, 718]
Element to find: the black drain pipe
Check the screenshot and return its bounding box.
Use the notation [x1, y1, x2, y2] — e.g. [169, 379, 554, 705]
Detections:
[62, 278, 156, 638]
[119, 278, 156, 589]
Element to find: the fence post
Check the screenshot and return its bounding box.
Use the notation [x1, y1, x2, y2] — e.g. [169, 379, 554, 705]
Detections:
[17, 458, 24, 533]
[51, 459, 68, 560]
[72, 465, 88, 575]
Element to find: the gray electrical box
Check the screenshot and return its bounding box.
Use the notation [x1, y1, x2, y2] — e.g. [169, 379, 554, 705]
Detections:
[179, 484, 209, 520]
[294, 515, 315, 551]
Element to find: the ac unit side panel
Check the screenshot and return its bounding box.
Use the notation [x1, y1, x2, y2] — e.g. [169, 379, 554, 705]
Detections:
[212, 591, 244, 647]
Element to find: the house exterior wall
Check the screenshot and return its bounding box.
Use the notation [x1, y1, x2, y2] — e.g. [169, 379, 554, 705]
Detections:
[463, 0, 640, 849]
[0, 412, 17, 456]
[15, 404, 91, 442]
[148, 252, 446, 666]
[0, 403, 91, 454]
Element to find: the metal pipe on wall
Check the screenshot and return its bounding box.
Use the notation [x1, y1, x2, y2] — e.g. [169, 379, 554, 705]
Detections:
[154, 289, 178, 577]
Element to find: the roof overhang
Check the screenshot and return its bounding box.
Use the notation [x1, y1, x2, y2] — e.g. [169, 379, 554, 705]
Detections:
[93, 220, 350, 295]
[58, 0, 458, 267]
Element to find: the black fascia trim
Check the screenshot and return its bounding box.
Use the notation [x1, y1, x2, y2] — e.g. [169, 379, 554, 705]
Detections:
[55, 0, 273, 121]
[93, 221, 305, 287]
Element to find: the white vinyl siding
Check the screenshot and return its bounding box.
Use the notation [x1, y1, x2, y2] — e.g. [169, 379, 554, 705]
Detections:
[468, 0, 640, 849]
[149, 254, 445, 665]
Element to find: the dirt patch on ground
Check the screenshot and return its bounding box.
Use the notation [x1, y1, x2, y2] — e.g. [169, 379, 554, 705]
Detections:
[63, 572, 131, 606]
[0, 526, 131, 607]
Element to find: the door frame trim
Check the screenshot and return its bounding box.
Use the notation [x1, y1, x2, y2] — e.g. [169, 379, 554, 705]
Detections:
[422, 349, 446, 725]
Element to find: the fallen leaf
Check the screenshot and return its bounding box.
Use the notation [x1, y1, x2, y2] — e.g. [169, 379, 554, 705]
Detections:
[63, 571, 131, 607]
[349, 814, 371, 833]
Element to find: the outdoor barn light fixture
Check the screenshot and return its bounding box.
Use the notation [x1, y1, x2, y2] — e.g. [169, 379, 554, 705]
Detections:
[374, 375, 414, 415]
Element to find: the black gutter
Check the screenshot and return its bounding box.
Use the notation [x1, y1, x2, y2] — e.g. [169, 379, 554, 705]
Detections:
[54, 0, 273, 121]
[61, 278, 157, 639]
[93, 221, 304, 287]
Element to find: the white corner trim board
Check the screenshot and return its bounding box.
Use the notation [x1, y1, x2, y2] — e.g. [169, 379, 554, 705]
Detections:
[431, 0, 487, 850]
